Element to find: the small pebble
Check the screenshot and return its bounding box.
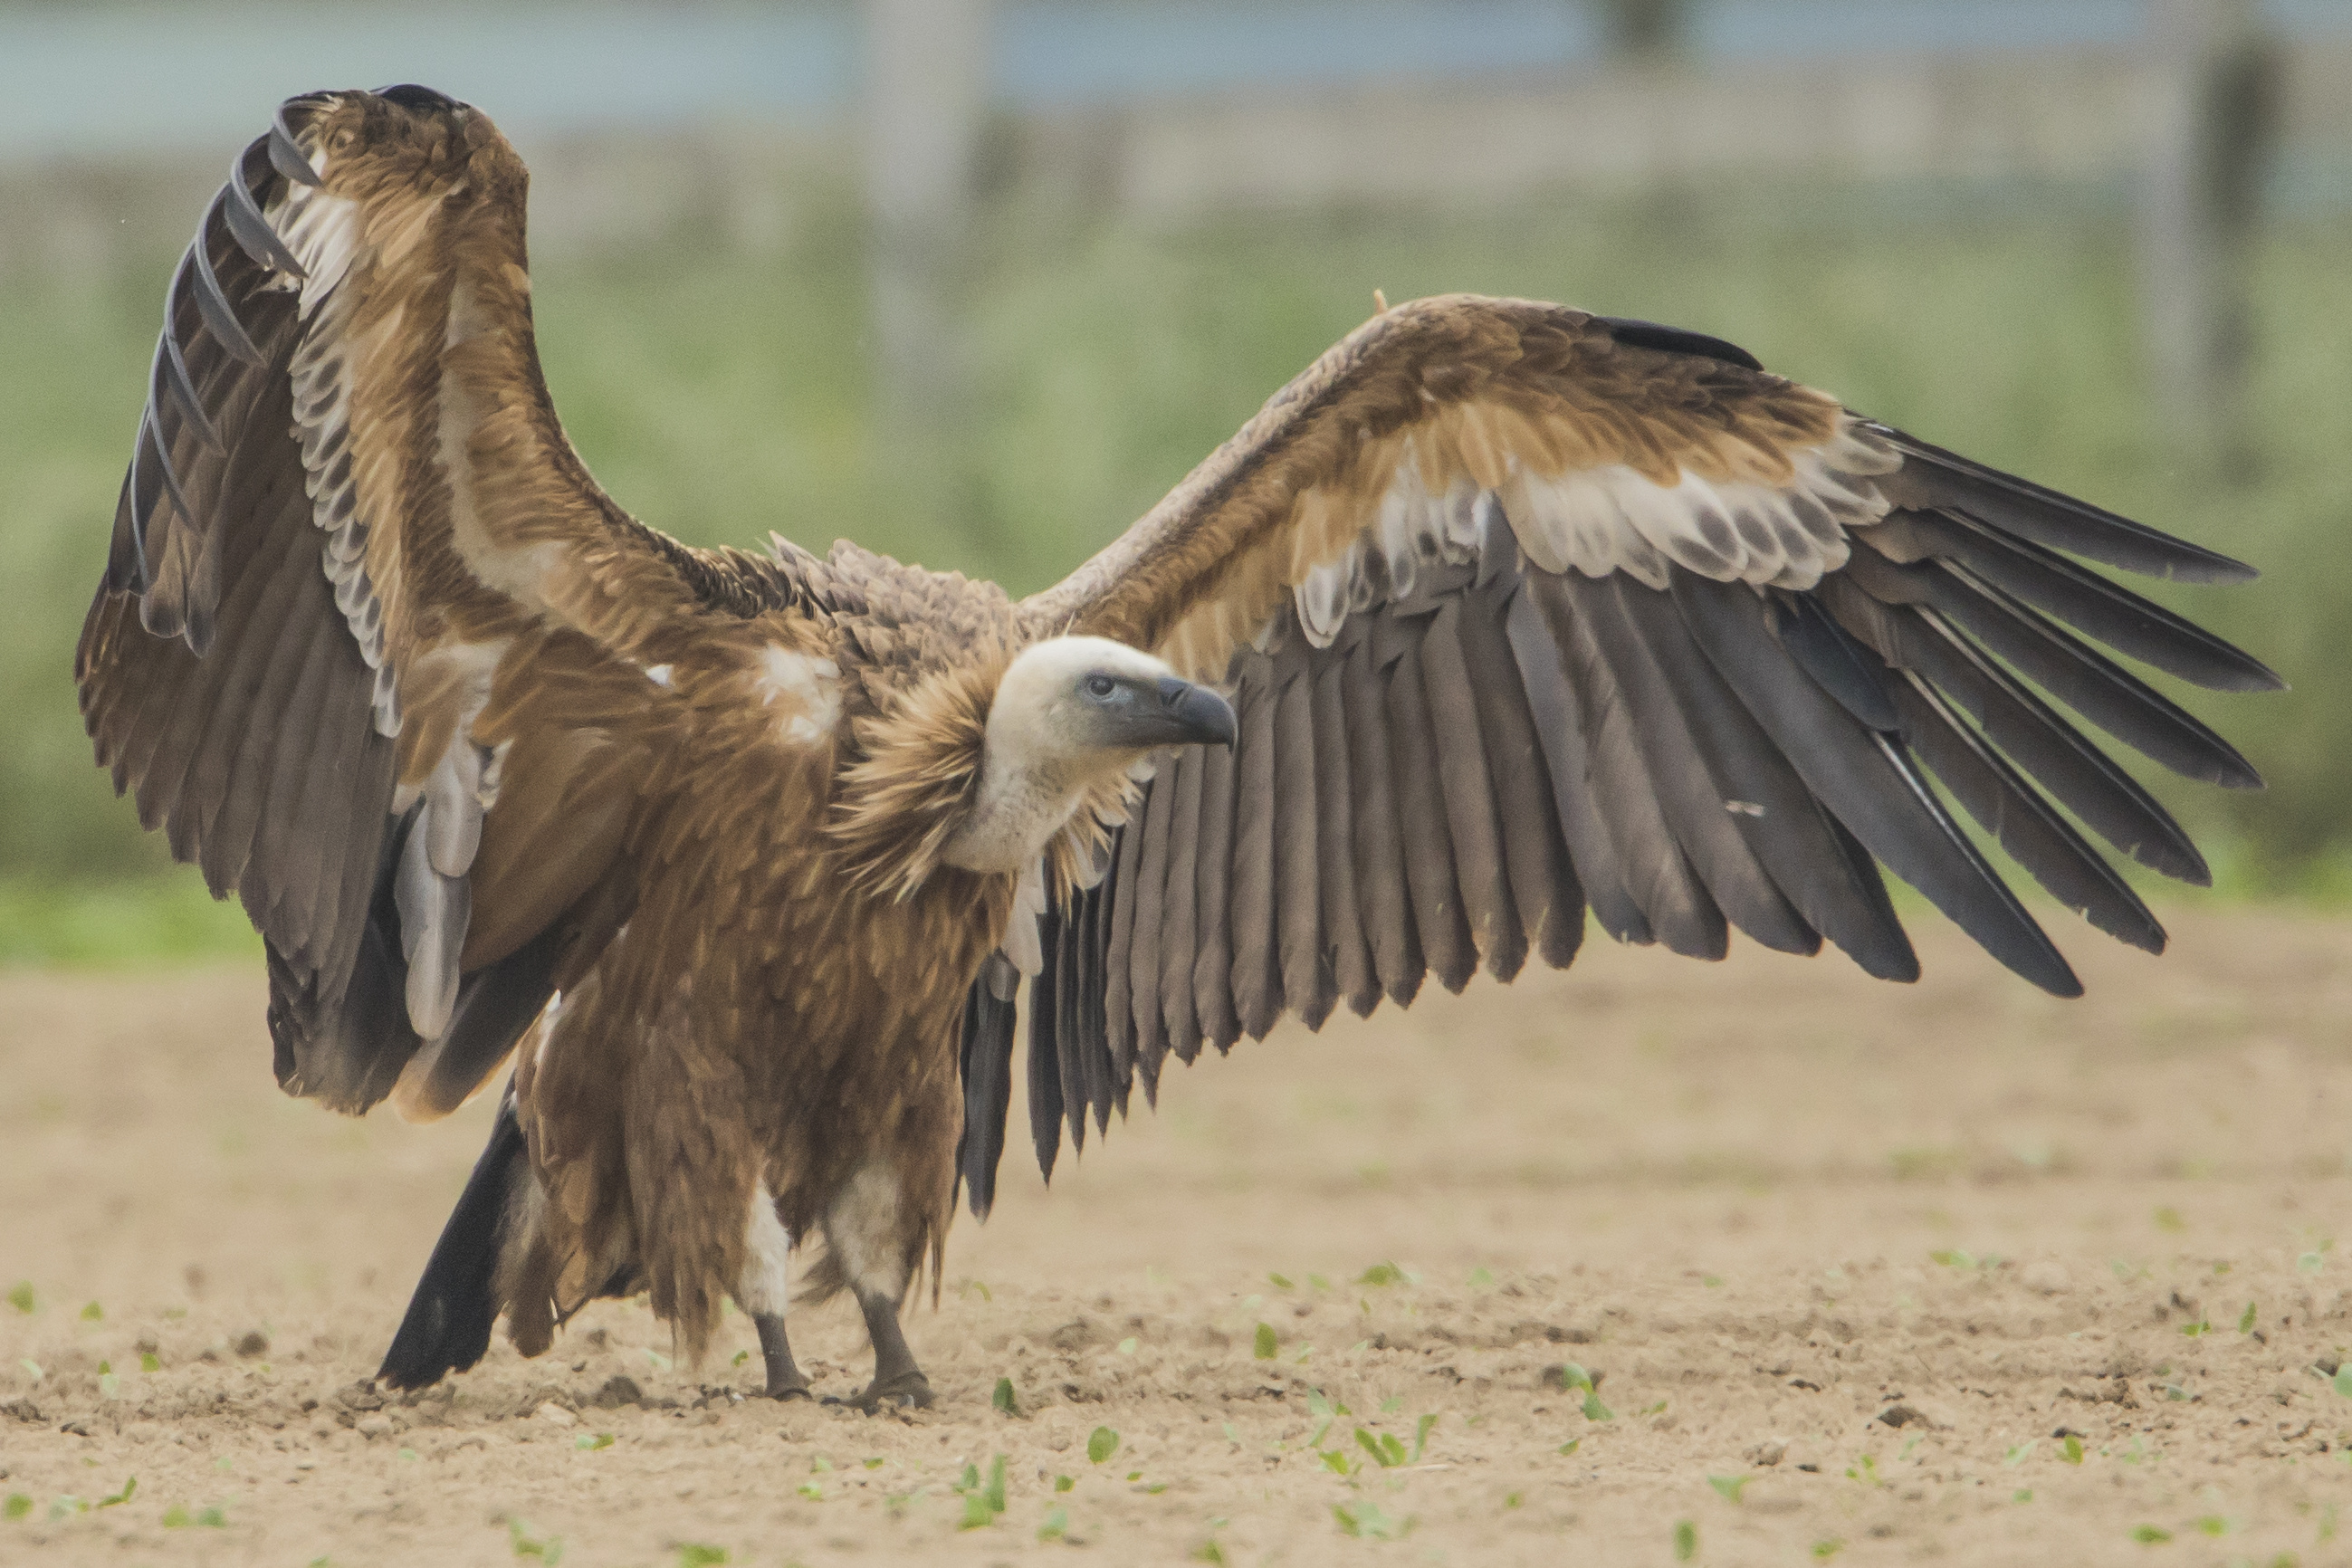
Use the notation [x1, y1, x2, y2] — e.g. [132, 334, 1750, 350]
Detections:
[2022, 1261, 2070, 1296]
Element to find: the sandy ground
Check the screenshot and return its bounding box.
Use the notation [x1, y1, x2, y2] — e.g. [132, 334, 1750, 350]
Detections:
[4, 907, 2352, 1567]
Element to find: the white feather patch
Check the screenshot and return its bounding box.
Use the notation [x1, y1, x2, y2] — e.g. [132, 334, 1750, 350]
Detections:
[751, 645, 843, 747]
[737, 1181, 795, 1316]
[1000, 857, 1047, 977]
[1288, 419, 1898, 644]
[824, 1162, 908, 1301]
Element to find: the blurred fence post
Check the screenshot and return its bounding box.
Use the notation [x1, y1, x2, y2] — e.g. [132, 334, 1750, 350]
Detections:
[2140, 0, 2278, 479]
[1596, 0, 1686, 61]
[863, 0, 994, 543]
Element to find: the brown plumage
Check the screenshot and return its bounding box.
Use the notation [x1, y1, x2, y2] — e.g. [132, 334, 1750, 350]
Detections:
[78, 88, 2279, 1406]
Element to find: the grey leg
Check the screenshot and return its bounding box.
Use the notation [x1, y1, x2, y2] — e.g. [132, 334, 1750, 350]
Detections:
[849, 1286, 933, 1411]
[754, 1312, 812, 1401]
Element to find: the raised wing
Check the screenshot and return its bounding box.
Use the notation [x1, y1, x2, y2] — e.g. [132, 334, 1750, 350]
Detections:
[76, 87, 801, 1117]
[959, 295, 2277, 1212]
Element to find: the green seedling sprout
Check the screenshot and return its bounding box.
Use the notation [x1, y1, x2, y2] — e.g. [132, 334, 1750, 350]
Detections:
[1708, 1474, 1747, 1504]
[676, 1548, 729, 1567]
[2003, 1441, 2037, 1467]
[1252, 1323, 1277, 1359]
[1118, 1337, 1138, 1356]
[2153, 1208, 2185, 1233]
[1037, 1506, 1069, 1543]
[956, 1455, 1009, 1529]
[1053, 1475, 1074, 1493]
[1673, 1518, 1698, 1561]
[1413, 1414, 1438, 1460]
[140, 1352, 160, 1372]
[95, 1477, 135, 1508]
[5, 1284, 31, 1315]
[2, 1496, 28, 1521]
[1332, 1501, 1411, 1539]
[1268, 1274, 1293, 1289]
[2129, 1525, 2172, 1544]
[1086, 1427, 1120, 1465]
[1557, 1439, 1581, 1456]
[1356, 1263, 1404, 1288]
[506, 1517, 561, 1561]
[992, 1377, 1019, 1415]
[1812, 1540, 1843, 1561]
[2240, 1303, 2259, 1334]
[80, 1301, 100, 1322]
[2060, 1436, 2085, 1465]
[1354, 1429, 1407, 1468]
[1190, 1539, 1229, 1564]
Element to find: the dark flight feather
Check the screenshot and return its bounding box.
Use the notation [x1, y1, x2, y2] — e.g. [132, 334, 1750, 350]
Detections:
[1869, 508, 2279, 693]
[1341, 634, 1424, 1005]
[378, 1086, 528, 1391]
[1872, 424, 2255, 585]
[1271, 651, 1334, 1028]
[1674, 573, 2079, 996]
[1028, 907, 1066, 1184]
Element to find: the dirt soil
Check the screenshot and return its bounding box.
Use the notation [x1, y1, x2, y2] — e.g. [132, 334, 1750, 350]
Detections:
[5, 906, 2352, 1567]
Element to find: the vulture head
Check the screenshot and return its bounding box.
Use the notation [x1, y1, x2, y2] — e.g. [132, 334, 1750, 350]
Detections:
[945, 636, 1235, 875]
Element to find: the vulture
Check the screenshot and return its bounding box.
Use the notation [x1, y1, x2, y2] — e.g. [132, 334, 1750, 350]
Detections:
[77, 88, 2279, 1410]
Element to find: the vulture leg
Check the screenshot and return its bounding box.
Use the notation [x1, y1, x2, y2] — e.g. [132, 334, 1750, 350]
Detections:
[751, 1314, 812, 1401]
[816, 1162, 934, 1410]
[848, 1287, 933, 1412]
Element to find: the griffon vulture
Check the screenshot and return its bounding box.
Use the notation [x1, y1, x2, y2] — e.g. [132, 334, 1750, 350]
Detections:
[77, 88, 2277, 1410]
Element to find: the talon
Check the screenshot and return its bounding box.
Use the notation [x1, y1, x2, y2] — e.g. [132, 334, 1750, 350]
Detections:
[848, 1370, 933, 1413]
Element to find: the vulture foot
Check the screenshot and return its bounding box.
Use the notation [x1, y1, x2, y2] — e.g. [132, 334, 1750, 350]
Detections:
[832, 1368, 934, 1412]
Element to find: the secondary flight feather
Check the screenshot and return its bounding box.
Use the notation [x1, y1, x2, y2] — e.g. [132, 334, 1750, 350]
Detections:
[76, 87, 2277, 1407]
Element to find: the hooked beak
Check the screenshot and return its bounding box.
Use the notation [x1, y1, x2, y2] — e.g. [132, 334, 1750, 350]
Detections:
[1154, 676, 1238, 749]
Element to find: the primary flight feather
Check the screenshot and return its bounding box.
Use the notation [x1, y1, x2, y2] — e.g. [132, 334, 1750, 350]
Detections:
[75, 88, 2277, 1407]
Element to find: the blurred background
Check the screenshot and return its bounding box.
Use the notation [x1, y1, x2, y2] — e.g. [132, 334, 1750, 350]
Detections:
[3, 0, 2348, 963]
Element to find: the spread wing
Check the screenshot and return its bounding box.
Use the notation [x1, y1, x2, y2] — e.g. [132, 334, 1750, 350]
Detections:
[956, 294, 2278, 1213]
[75, 87, 800, 1118]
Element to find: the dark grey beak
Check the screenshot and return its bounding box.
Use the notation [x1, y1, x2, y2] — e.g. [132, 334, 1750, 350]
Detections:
[1155, 676, 1238, 749]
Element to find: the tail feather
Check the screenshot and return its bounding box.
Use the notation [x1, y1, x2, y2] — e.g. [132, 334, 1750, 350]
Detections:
[378, 1085, 527, 1390]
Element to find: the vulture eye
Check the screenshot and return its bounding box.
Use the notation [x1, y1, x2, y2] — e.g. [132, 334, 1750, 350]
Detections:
[1084, 674, 1117, 700]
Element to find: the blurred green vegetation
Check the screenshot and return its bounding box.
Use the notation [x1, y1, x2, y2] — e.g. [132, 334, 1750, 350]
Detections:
[5, 176, 2348, 964]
